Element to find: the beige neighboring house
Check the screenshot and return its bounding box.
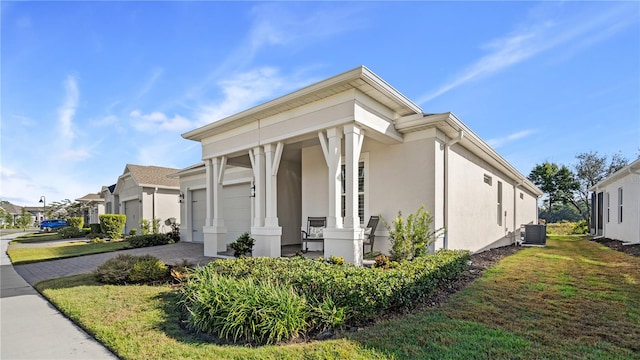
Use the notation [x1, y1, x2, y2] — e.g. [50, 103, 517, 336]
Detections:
[589, 158, 640, 244]
[75, 193, 105, 225]
[113, 164, 181, 235]
[100, 184, 118, 215]
[176, 66, 542, 264]
[0, 201, 44, 226]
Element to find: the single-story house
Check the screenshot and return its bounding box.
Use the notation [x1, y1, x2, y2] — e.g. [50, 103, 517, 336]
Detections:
[0, 201, 45, 226]
[112, 164, 181, 235]
[589, 157, 640, 244]
[75, 193, 105, 225]
[175, 66, 542, 264]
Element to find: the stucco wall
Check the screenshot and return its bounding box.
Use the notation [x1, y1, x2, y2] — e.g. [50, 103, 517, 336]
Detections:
[600, 173, 640, 243]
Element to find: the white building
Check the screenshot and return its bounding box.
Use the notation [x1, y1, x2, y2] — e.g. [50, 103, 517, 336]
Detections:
[175, 66, 542, 264]
[589, 158, 640, 244]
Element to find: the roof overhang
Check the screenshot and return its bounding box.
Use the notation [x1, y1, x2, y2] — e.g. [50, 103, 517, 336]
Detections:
[589, 157, 640, 191]
[182, 66, 422, 142]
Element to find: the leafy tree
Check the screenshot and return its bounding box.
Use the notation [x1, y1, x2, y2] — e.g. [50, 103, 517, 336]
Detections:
[528, 162, 580, 220]
[573, 151, 628, 225]
[0, 208, 13, 228]
[15, 207, 32, 230]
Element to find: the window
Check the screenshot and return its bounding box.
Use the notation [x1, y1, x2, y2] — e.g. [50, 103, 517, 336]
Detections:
[618, 187, 623, 223]
[606, 192, 610, 223]
[484, 174, 492, 185]
[520, 192, 524, 200]
[497, 181, 503, 226]
[341, 161, 365, 223]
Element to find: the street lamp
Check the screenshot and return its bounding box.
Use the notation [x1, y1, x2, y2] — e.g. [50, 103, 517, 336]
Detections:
[39, 196, 46, 221]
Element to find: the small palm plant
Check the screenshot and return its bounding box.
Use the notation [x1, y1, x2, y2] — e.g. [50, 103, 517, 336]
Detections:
[230, 232, 255, 258]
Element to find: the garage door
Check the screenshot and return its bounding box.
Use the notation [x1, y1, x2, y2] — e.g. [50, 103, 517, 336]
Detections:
[191, 189, 206, 243]
[123, 200, 140, 235]
[223, 183, 251, 245]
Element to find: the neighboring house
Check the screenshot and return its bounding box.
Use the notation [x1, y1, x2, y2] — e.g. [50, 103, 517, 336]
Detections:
[75, 193, 105, 225]
[113, 164, 181, 235]
[178, 66, 542, 264]
[0, 201, 44, 226]
[589, 158, 640, 244]
[101, 184, 118, 215]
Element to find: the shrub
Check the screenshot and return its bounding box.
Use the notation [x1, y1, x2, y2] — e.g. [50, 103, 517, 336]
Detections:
[89, 223, 101, 233]
[129, 228, 137, 236]
[140, 219, 150, 235]
[57, 226, 83, 239]
[129, 259, 168, 283]
[184, 249, 471, 336]
[128, 234, 174, 248]
[571, 220, 589, 235]
[384, 206, 445, 261]
[167, 221, 180, 242]
[180, 273, 309, 345]
[99, 214, 126, 240]
[94, 254, 162, 284]
[374, 255, 391, 269]
[328, 255, 345, 265]
[229, 232, 254, 257]
[67, 217, 84, 230]
[91, 237, 105, 243]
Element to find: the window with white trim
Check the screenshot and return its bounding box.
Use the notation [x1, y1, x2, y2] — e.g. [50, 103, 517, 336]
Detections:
[618, 187, 623, 223]
[341, 161, 365, 223]
[606, 192, 610, 223]
[497, 181, 503, 226]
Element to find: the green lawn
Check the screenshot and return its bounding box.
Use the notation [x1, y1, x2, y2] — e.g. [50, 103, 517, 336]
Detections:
[10, 232, 64, 243]
[8, 241, 131, 264]
[37, 235, 640, 359]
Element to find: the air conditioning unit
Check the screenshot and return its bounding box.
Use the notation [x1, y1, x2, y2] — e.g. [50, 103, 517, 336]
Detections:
[519, 224, 547, 246]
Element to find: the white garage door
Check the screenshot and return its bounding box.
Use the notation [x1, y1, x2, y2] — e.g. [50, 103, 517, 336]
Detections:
[191, 189, 206, 243]
[123, 200, 140, 235]
[223, 183, 251, 245]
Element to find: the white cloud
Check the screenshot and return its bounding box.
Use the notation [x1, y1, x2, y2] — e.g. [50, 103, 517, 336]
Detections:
[58, 75, 79, 141]
[61, 149, 92, 161]
[195, 67, 313, 126]
[487, 129, 537, 149]
[417, 3, 638, 104]
[129, 109, 193, 132]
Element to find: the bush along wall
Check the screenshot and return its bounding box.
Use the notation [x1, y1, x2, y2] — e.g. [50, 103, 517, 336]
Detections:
[128, 234, 174, 248]
[67, 217, 84, 230]
[178, 249, 470, 345]
[99, 214, 126, 240]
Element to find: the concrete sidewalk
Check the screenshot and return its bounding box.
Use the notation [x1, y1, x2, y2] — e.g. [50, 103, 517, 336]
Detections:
[1, 235, 213, 359]
[1, 233, 118, 359]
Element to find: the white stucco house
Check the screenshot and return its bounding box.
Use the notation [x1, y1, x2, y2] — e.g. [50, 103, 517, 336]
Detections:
[589, 158, 640, 244]
[111, 164, 181, 235]
[75, 193, 105, 225]
[174, 66, 542, 264]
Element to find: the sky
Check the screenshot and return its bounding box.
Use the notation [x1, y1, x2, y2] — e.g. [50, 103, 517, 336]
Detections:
[1, 1, 639, 207]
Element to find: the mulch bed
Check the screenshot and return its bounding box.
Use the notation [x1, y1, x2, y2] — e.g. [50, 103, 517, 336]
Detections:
[591, 237, 640, 257]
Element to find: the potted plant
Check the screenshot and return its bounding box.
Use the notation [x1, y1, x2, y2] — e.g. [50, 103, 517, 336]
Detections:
[229, 232, 255, 258]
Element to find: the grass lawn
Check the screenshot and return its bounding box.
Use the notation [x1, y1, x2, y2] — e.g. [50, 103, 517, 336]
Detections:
[37, 235, 640, 359]
[8, 241, 131, 265]
[10, 232, 64, 243]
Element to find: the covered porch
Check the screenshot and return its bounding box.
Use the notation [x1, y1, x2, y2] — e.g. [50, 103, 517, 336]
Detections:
[182, 66, 422, 265]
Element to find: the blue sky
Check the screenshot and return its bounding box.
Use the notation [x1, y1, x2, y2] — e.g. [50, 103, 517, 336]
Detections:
[2, 1, 639, 207]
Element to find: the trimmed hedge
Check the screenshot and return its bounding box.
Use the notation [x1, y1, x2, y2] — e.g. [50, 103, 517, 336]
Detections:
[99, 214, 126, 239]
[128, 234, 174, 248]
[67, 217, 84, 230]
[179, 249, 470, 343]
[94, 254, 167, 284]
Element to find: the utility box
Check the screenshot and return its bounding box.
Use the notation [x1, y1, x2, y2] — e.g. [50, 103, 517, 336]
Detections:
[521, 224, 547, 246]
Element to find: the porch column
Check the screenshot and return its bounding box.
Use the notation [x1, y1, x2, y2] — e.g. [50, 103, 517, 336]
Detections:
[250, 145, 282, 257]
[203, 156, 227, 256]
[318, 128, 343, 229]
[323, 124, 364, 266]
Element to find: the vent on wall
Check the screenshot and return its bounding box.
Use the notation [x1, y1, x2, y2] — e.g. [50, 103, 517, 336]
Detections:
[484, 174, 492, 185]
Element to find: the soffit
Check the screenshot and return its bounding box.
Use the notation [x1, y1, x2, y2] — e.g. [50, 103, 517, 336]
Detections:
[183, 66, 422, 142]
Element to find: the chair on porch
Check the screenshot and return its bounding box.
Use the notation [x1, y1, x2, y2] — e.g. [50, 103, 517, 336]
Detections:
[363, 215, 380, 254]
[301, 216, 326, 253]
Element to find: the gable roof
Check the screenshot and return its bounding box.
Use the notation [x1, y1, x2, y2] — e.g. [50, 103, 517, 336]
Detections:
[76, 193, 104, 203]
[0, 201, 22, 214]
[120, 164, 180, 189]
[589, 157, 640, 191]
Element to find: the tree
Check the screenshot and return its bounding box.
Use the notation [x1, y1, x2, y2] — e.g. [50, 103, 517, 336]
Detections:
[528, 162, 580, 220]
[0, 208, 13, 228]
[573, 151, 628, 226]
[15, 207, 32, 230]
